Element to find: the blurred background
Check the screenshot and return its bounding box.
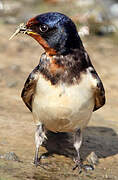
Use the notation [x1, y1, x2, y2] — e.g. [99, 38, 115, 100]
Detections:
[1, 0, 118, 34]
[0, 0, 118, 180]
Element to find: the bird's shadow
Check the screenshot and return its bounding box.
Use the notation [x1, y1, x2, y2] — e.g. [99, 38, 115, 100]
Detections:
[42, 126, 118, 160]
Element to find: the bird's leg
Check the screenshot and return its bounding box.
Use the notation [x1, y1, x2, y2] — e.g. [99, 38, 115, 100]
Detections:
[73, 129, 94, 173]
[73, 129, 83, 173]
[34, 123, 46, 167]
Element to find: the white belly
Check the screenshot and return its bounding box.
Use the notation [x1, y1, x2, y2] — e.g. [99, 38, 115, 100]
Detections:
[32, 72, 96, 132]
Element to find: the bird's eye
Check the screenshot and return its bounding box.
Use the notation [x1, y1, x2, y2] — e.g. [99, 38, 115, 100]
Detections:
[39, 24, 48, 32]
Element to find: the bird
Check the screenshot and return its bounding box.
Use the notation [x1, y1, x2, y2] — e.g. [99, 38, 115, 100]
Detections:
[18, 12, 105, 171]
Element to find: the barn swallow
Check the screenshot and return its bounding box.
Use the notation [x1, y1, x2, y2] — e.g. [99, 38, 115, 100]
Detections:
[12, 12, 105, 171]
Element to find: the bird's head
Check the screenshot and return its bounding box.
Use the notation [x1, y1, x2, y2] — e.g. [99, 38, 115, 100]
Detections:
[25, 12, 83, 55]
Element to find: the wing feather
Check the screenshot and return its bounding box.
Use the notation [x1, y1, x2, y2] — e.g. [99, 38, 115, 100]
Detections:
[21, 66, 39, 112]
[85, 52, 105, 111]
[93, 71, 105, 111]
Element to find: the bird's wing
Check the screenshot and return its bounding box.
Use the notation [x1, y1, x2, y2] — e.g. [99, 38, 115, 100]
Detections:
[85, 52, 105, 111]
[21, 66, 39, 112]
[92, 70, 105, 111]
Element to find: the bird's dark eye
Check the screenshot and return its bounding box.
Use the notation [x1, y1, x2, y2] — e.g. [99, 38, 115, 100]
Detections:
[39, 24, 48, 32]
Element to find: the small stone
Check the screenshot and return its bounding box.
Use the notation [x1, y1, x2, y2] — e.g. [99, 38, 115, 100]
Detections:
[3, 152, 20, 162]
[87, 151, 99, 165]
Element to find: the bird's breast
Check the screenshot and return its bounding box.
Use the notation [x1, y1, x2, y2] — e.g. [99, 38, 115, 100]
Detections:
[32, 71, 97, 132]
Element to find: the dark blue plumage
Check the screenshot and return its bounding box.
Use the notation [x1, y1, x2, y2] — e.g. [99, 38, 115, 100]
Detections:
[27, 12, 83, 54]
[35, 12, 66, 27]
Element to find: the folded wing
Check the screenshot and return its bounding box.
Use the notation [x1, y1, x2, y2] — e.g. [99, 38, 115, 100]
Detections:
[21, 66, 39, 112]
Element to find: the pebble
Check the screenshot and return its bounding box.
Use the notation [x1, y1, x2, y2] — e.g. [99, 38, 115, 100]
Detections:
[87, 151, 99, 165]
[0, 152, 21, 162]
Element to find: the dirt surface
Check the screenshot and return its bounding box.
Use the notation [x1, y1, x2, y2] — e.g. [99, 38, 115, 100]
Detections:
[0, 23, 118, 180]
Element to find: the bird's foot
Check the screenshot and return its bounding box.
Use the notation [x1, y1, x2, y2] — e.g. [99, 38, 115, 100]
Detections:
[73, 158, 83, 173]
[34, 158, 50, 170]
[34, 157, 40, 167]
[73, 158, 94, 173]
[34, 154, 52, 170]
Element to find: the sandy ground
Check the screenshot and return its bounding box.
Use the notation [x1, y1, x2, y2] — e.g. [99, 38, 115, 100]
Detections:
[0, 24, 118, 180]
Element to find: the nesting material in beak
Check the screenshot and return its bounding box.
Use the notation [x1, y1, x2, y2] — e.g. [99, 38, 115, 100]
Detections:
[9, 23, 27, 40]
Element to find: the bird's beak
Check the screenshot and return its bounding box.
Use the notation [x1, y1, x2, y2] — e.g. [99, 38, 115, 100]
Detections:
[26, 31, 37, 35]
[9, 23, 39, 40]
[9, 21, 56, 55]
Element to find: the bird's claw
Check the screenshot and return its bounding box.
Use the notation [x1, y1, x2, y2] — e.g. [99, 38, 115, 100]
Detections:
[73, 159, 94, 173]
[34, 158, 40, 167]
[72, 160, 83, 174]
[33, 156, 50, 170]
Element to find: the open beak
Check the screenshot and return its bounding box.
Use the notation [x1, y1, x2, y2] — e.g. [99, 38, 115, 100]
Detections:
[9, 23, 38, 40]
